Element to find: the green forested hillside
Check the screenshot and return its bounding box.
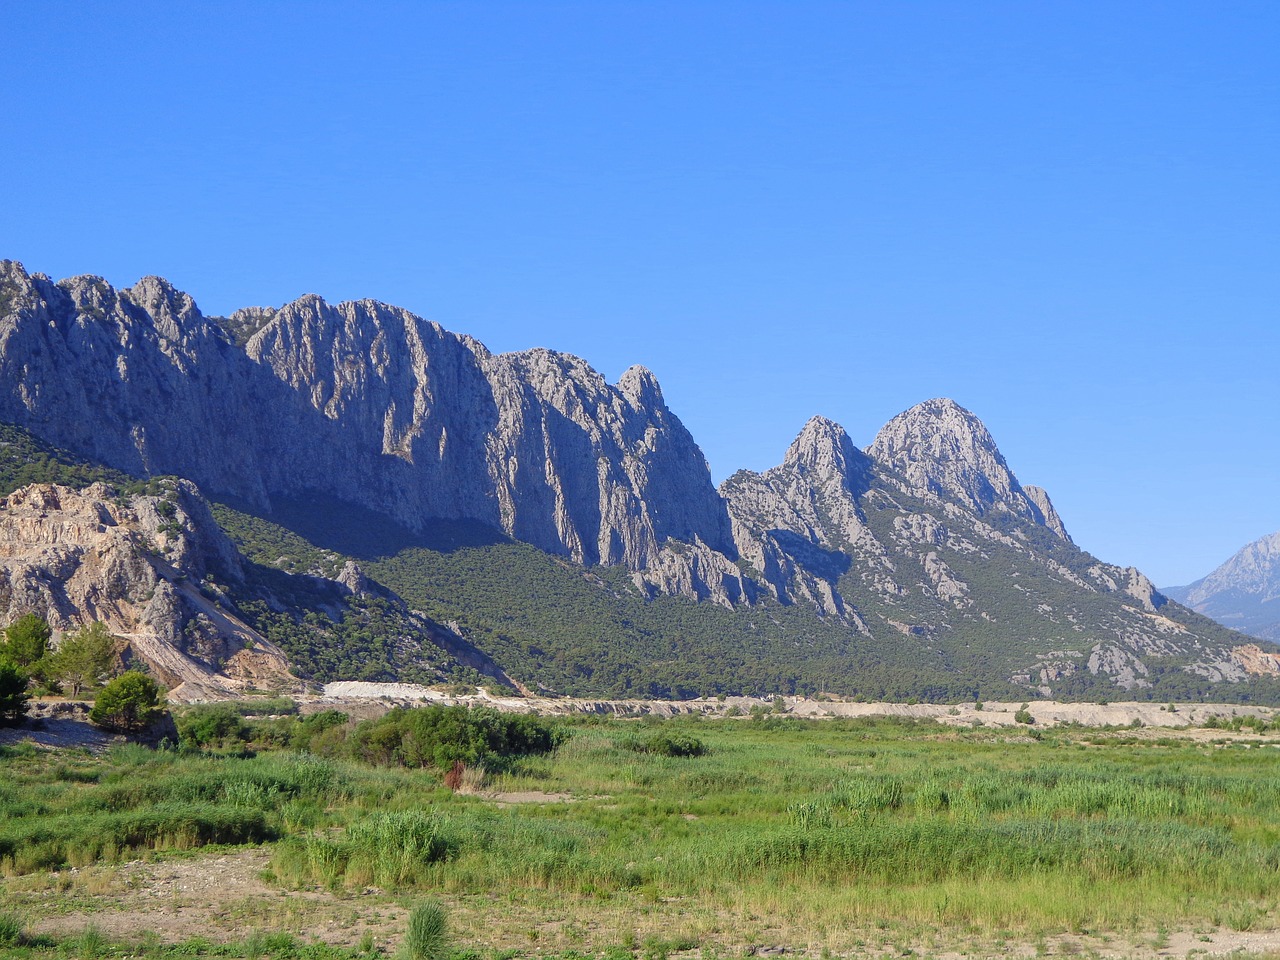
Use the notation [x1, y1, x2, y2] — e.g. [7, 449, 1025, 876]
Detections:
[211, 490, 1025, 700]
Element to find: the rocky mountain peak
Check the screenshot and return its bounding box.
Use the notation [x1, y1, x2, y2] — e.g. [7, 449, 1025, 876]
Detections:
[783, 416, 868, 484]
[617, 364, 663, 409]
[867, 397, 1027, 517]
[1179, 531, 1280, 605]
[123, 276, 203, 342]
[0, 261, 37, 316]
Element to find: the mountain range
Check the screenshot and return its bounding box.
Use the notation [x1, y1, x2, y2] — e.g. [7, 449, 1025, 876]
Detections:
[1165, 532, 1280, 642]
[1, 259, 1276, 702]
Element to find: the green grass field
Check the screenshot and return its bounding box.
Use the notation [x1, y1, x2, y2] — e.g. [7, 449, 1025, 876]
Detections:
[2, 711, 1279, 958]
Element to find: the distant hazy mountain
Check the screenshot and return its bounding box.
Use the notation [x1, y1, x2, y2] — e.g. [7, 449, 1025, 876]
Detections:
[1164, 532, 1280, 642]
[1, 258, 1277, 700]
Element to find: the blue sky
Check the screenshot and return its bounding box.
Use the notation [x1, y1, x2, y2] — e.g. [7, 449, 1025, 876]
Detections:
[2, 2, 1276, 586]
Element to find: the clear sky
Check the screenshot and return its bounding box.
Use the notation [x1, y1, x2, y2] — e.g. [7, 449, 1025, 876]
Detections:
[2, 2, 1276, 587]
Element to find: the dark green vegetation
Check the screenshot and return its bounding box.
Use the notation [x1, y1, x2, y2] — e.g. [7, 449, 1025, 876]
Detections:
[0, 660, 26, 726]
[46, 622, 114, 697]
[0, 614, 50, 725]
[89, 671, 166, 731]
[0, 614, 50, 674]
[0, 613, 156, 727]
[214, 491, 1026, 701]
[4, 709, 1280, 957]
[0, 423, 141, 498]
[345, 705, 565, 770]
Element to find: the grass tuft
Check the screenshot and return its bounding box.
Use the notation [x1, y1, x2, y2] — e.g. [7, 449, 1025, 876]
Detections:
[401, 900, 449, 960]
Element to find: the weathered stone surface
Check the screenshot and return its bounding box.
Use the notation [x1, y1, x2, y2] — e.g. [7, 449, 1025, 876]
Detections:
[0, 481, 295, 694]
[1024, 484, 1072, 542]
[0, 261, 732, 587]
[867, 398, 1063, 535]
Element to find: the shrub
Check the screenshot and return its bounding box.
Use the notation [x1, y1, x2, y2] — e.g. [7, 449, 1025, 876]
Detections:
[619, 732, 706, 757]
[0, 911, 23, 947]
[1015, 708, 1035, 725]
[349, 705, 564, 771]
[176, 705, 252, 748]
[90, 671, 166, 731]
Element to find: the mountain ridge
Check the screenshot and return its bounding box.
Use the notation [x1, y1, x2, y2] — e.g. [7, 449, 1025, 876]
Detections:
[1, 260, 1275, 701]
[1165, 531, 1280, 641]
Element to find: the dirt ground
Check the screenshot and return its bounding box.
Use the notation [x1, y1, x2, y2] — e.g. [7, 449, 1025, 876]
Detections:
[304, 684, 1280, 732]
[5, 845, 1280, 959]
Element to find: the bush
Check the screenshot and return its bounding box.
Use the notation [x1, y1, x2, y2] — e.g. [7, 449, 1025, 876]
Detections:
[89, 671, 165, 731]
[0, 911, 23, 946]
[1015, 708, 1035, 725]
[177, 705, 252, 748]
[619, 732, 706, 757]
[349, 705, 564, 771]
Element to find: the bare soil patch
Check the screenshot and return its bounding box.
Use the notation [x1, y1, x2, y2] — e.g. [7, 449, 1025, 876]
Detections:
[6, 848, 1278, 959]
[482, 789, 576, 804]
[5, 849, 409, 952]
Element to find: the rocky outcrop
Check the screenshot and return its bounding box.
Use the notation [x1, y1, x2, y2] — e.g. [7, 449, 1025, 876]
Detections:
[1231, 643, 1280, 676]
[0, 481, 295, 694]
[721, 417, 881, 625]
[0, 261, 732, 589]
[1024, 485, 1072, 542]
[867, 398, 1064, 536]
[723, 400, 1261, 696]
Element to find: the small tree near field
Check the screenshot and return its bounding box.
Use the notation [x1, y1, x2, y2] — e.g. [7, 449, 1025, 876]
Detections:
[89, 671, 166, 731]
[0, 660, 29, 726]
[1, 613, 52, 671]
[50, 622, 116, 696]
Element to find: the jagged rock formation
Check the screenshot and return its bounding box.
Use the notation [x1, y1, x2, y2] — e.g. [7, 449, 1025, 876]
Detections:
[723, 399, 1260, 694]
[1165, 532, 1280, 641]
[0, 480, 295, 695]
[1, 260, 1274, 699]
[868, 398, 1071, 535]
[0, 261, 734, 601]
[722, 417, 881, 625]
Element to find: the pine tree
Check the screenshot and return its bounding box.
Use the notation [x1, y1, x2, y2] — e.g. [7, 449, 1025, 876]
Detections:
[50, 622, 116, 696]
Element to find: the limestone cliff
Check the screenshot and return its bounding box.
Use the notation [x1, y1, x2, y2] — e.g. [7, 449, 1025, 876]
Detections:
[0, 261, 733, 595]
